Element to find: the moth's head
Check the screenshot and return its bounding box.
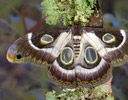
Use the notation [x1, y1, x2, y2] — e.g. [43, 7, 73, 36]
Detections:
[6, 37, 26, 63]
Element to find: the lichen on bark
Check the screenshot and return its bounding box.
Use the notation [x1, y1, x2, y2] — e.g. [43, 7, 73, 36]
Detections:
[41, 0, 97, 26]
[45, 78, 114, 100]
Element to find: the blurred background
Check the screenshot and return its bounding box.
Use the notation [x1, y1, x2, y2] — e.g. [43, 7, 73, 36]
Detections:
[0, 0, 128, 100]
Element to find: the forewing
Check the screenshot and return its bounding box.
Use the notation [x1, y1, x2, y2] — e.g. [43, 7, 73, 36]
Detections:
[6, 29, 71, 67]
[88, 28, 128, 67]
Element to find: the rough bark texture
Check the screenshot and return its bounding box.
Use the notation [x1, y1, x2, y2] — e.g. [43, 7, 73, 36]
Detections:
[87, 0, 103, 28]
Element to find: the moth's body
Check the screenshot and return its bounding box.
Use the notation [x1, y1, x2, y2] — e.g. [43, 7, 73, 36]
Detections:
[7, 26, 128, 88]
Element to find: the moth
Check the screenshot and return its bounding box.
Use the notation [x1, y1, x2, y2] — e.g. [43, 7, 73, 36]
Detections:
[6, 26, 128, 88]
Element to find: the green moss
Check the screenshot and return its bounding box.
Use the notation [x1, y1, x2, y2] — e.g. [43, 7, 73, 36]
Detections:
[41, 0, 97, 26]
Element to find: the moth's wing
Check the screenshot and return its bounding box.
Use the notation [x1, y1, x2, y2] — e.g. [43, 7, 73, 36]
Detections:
[74, 31, 112, 87]
[75, 27, 128, 87]
[6, 28, 71, 67]
[47, 36, 77, 88]
[85, 28, 128, 67]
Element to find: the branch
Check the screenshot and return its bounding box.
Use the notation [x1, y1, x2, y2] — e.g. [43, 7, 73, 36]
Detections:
[41, 0, 114, 100]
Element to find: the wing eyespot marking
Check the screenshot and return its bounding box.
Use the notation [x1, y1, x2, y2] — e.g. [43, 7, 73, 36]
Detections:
[84, 46, 98, 65]
[102, 33, 116, 44]
[60, 47, 74, 66]
[16, 52, 22, 59]
[40, 34, 54, 45]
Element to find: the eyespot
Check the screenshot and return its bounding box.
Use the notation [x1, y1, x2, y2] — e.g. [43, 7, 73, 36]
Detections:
[102, 33, 116, 44]
[40, 34, 54, 45]
[84, 46, 98, 65]
[16, 52, 22, 59]
[60, 47, 74, 66]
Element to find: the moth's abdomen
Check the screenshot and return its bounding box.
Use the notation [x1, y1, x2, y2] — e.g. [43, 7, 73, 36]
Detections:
[73, 36, 81, 58]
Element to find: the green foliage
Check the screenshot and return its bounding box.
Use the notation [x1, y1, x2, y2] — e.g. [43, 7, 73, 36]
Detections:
[41, 0, 97, 26]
